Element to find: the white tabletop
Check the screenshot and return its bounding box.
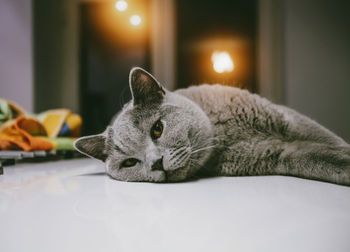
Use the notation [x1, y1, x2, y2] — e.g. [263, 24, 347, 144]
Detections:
[1, 158, 350, 252]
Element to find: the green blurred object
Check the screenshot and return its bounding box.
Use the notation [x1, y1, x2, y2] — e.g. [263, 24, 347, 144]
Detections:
[47, 137, 76, 150]
[0, 99, 13, 126]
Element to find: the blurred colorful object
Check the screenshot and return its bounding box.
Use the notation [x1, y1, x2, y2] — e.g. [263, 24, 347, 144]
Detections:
[0, 117, 52, 151]
[0, 99, 26, 125]
[37, 109, 82, 138]
[0, 99, 82, 151]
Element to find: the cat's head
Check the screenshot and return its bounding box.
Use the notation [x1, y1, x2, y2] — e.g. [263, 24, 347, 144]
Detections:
[74, 67, 213, 182]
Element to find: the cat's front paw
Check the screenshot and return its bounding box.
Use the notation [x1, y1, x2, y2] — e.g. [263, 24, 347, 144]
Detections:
[337, 165, 350, 186]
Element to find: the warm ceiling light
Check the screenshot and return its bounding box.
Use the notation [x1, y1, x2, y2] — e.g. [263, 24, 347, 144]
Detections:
[130, 14, 142, 26]
[115, 0, 128, 12]
[211, 51, 234, 73]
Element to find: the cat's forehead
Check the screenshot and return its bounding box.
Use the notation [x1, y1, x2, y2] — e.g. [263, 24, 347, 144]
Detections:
[111, 103, 180, 144]
[115, 103, 177, 126]
[111, 106, 157, 145]
[115, 106, 158, 128]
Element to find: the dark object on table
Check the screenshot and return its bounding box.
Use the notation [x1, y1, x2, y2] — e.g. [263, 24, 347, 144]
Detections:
[0, 150, 84, 170]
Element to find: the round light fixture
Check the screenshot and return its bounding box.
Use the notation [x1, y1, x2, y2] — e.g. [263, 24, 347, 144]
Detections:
[115, 0, 128, 12]
[130, 14, 142, 26]
[211, 51, 234, 73]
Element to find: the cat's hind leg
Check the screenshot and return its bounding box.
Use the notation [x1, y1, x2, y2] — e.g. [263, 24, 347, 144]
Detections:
[277, 105, 348, 146]
[275, 141, 350, 186]
[218, 139, 350, 186]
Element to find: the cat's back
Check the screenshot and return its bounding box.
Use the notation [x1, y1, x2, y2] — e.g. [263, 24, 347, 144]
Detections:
[175, 84, 271, 119]
[176, 84, 347, 147]
[176, 84, 289, 142]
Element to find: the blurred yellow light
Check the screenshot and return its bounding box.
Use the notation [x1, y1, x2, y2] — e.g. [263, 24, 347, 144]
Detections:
[115, 0, 128, 12]
[130, 14, 142, 26]
[211, 51, 234, 73]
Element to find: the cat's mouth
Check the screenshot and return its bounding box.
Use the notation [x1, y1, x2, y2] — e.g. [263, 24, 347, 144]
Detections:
[164, 170, 168, 182]
[150, 157, 169, 182]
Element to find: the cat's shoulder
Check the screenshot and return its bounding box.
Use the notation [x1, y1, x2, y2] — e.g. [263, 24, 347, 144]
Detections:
[177, 83, 243, 96]
[177, 83, 247, 94]
[175, 84, 258, 104]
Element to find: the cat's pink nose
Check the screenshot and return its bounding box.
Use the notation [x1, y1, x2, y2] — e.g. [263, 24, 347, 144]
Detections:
[151, 157, 164, 171]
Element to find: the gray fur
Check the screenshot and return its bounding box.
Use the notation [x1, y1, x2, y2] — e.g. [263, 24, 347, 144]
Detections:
[75, 67, 350, 185]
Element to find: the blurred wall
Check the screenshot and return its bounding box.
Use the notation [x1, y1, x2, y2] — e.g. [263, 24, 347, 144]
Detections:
[34, 0, 79, 113]
[284, 0, 350, 142]
[0, 0, 33, 112]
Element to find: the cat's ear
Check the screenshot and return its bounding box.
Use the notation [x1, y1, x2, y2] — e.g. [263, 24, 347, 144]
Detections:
[74, 131, 109, 162]
[129, 67, 165, 105]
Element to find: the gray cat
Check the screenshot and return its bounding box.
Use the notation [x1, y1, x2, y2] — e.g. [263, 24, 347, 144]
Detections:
[74, 67, 350, 186]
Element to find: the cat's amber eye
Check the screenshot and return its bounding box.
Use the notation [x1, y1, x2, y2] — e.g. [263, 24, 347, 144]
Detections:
[151, 120, 163, 140]
[121, 158, 139, 168]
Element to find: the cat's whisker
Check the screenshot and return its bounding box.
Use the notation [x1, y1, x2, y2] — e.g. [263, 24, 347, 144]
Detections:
[193, 136, 227, 150]
[172, 148, 191, 165]
[192, 136, 224, 148]
[187, 158, 202, 170]
[174, 152, 190, 166]
[191, 139, 216, 149]
[170, 147, 187, 159]
[191, 145, 217, 154]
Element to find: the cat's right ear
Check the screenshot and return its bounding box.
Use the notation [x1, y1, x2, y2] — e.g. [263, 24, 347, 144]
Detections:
[129, 67, 165, 106]
[74, 131, 109, 162]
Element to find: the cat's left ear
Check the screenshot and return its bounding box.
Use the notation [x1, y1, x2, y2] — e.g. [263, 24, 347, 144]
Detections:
[129, 67, 166, 105]
[74, 129, 110, 162]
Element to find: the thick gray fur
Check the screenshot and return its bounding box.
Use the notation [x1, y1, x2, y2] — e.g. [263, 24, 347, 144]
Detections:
[75, 67, 350, 186]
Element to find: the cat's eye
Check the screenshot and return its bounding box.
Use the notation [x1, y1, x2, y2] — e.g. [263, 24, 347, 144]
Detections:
[150, 120, 163, 140]
[121, 158, 139, 168]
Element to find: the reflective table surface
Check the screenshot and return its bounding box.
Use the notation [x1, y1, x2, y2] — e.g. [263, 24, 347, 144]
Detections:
[1, 159, 350, 252]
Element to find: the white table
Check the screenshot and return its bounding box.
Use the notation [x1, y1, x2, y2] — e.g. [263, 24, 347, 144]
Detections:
[1, 159, 350, 252]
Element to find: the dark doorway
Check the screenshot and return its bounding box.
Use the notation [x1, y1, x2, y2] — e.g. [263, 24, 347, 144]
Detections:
[80, 1, 151, 135]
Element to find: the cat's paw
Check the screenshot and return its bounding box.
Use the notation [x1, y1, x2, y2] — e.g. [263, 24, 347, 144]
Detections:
[338, 165, 350, 186]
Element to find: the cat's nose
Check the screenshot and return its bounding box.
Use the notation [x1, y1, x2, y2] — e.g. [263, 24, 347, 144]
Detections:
[151, 157, 164, 171]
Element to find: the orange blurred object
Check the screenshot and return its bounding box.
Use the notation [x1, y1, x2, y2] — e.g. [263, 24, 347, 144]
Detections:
[0, 117, 53, 151]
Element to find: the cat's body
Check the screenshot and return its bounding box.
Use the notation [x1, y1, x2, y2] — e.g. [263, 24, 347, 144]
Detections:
[75, 68, 350, 186]
[177, 85, 350, 184]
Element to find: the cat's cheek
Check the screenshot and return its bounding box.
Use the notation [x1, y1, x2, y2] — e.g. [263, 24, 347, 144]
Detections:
[105, 159, 116, 174]
[105, 159, 127, 181]
[166, 168, 189, 182]
[162, 151, 190, 172]
[163, 155, 180, 172]
[162, 154, 173, 171]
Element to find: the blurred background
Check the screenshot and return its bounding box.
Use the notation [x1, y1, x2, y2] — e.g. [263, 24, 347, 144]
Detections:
[0, 0, 349, 141]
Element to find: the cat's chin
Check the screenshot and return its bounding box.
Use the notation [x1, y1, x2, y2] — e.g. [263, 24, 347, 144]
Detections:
[108, 170, 168, 183]
[164, 167, 191, 182]
[151, 170, 168, 183]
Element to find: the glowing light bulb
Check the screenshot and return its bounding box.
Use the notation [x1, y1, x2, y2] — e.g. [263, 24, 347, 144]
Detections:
[115, 0, 128, 12]
[211, 51, 234, 73]
[130, 14, 142, 26]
